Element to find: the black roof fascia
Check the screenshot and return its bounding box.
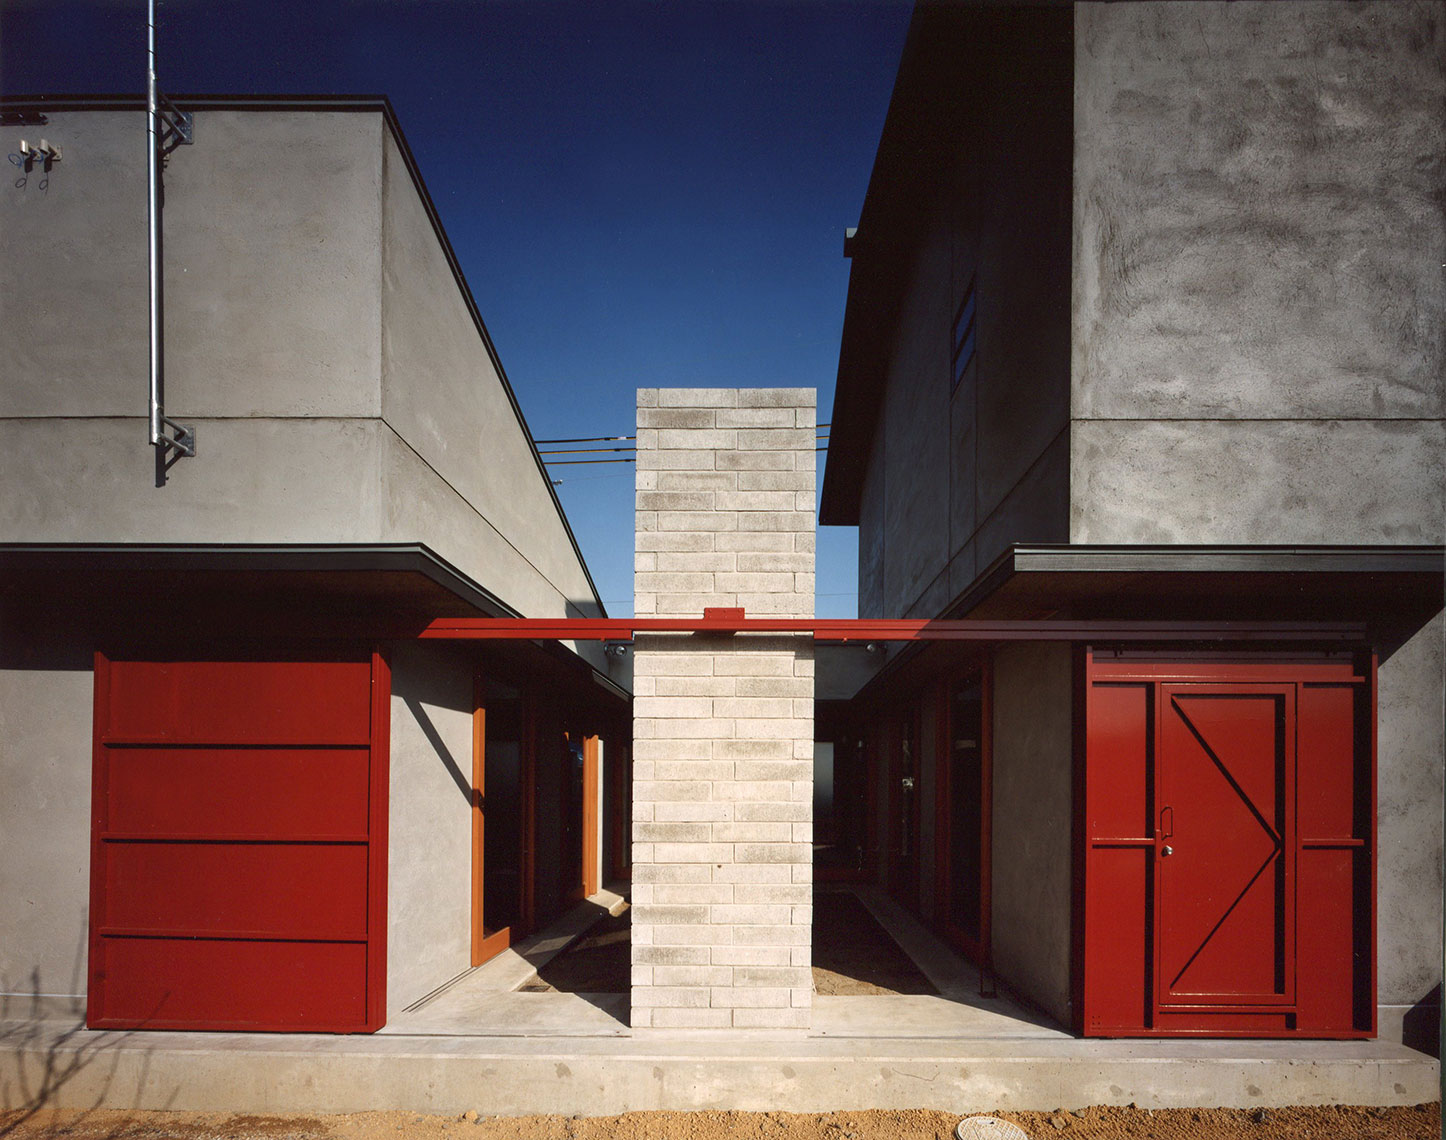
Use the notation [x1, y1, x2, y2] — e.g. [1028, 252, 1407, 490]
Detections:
[947, 542, 1446, 617]
[0, 93, 608, 619]
[999, 543, 1446, 578]
[0, 541, 521, 619]
[842, 541, 1445, 706]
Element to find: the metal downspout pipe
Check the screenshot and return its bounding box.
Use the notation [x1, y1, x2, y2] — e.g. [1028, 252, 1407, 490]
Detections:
[147, 0, 163, 463]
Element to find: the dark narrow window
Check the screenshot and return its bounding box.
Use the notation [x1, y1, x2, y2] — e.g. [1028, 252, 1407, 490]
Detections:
[951, 277, 976, 393]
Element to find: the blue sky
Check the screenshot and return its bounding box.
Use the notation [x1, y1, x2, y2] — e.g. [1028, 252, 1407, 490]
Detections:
[1, 0, 912, 617]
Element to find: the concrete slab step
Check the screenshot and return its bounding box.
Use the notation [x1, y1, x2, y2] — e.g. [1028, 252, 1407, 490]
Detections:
[1, 1017, 1436, 1117]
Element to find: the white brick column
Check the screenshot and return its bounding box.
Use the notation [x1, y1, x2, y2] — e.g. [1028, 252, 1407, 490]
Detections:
[631, 387, 816, 1029]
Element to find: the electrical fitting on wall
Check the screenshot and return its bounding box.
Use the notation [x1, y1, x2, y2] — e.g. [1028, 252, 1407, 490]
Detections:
[7, 136, 61, 192]
[18, 138, 61, 171]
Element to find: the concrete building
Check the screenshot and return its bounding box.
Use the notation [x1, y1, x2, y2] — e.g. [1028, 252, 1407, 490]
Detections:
[2, 0, 1444, 1118]
[0, 95, 630, 1032]
[819, 0, 1443, 1047]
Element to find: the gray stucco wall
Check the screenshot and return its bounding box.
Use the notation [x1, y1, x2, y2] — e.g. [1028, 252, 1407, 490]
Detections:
[875, 213, 954, 620]
[0, 103, 611, 1025]
[852, 5, 1073, 620]
[1, 111, 384, 422]
[1070, 419, 1444, 545]
[0, 418, 388, 543]
[0, 630, 92, 1014]
[386, 641, 475, 1018]
[0, 107, 603, 628]
[378, 131, 601, 622]
[1070, 7, 1445, 1042]
[1377, 614, 1445, 1036]
[990, 642, 1074, 1027]
[1071, 0, 1446, 542]
[0, 632, 480, 1024]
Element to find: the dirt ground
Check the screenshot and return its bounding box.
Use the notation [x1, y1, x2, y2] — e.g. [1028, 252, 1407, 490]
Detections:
[1, 1103, 1438, 1140]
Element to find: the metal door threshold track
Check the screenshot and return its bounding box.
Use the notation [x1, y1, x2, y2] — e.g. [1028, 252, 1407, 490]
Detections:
[2, 884, 1436, 1117]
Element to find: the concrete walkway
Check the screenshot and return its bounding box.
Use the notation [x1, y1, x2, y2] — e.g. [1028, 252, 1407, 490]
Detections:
[382, 888, 631, 1038]
[2, 889, 1437, 1116]
[381, 885, 1065, 1042]
[1, 1017, 1435, 1117]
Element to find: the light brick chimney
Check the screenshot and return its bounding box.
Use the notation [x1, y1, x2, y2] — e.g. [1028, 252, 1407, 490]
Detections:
[630, 387, 817, 1029]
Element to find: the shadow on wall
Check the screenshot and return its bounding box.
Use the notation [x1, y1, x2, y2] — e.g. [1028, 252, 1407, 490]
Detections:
[391, 641, 474, 807]
[1403, 985, 1441, 1058]
[402, 694, 471, 804]
[0, 925, 161, 1130]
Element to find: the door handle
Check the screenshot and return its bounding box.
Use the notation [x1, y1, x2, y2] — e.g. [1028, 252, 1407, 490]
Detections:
[1160, 805, 1174, 839]
[1161, 845, 1174, 857]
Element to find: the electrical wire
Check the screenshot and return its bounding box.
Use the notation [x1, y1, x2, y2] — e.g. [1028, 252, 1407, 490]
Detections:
[537, 445, 638, 456]
[534, 435, 635, 445]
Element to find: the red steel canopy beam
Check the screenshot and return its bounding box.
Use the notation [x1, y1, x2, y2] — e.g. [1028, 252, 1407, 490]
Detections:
[418, 612, 1366, 643]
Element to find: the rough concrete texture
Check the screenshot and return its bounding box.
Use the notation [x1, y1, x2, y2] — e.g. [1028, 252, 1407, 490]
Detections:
[0, 107, 602, 628]
[0, 111, 383, 420]
[851, 6, 1073, 619]
[856, 420, 887, 620]
[378, 129, 600, 617]
[1073, 2, 1446, 424]
[1375, 614, 1445, 1017]
[1070, 419, 1445, 545]
[878, 217, 953, 620]
[1, 112, 149, 418]
[163, 112, 385, 419]
[631, 389, 816, 1029]
[1069, 1, 1446, 547]
[0, 630, 93, 1010]
[0, 418, 388, 544]
[1064, 2, 1445, 1043]
[0, 1022, 1436, 1115]
[386, 641, 476, 1018]
[990, 642, 1074, 1028]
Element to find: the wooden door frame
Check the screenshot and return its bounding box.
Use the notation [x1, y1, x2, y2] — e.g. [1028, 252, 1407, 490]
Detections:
[470, 672, 512, 967]
[933, 662, 992, 965]
[519, 691, 538, 935]
[557, 727, 598, 906]
[582, 734, 600, 897]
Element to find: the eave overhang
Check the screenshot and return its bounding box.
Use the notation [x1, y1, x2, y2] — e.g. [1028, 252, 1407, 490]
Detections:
[0, 542, 628, 706]
[830, 542, 1444, 706]
[951, 543, 1445, 630]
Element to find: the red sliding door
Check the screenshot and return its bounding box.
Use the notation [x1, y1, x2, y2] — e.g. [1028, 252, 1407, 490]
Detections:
[89, 650, 390, 1033]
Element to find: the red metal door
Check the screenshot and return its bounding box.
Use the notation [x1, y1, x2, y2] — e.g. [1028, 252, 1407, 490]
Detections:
[1155, 685, 1294, 1011]
[88, 651, 390, 1033]
[1080, 653, 1374, 1039]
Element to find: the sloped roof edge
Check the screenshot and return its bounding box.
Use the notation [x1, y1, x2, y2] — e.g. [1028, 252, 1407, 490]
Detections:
[0, 93, 608, 618]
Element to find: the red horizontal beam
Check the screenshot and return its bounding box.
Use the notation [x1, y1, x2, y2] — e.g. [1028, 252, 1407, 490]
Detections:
[417, 617, 1366, 643]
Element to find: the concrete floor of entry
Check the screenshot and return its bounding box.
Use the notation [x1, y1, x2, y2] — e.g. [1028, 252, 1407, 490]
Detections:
[1, 1018, 1435, 1117]
[382, 884, 1066, 1040]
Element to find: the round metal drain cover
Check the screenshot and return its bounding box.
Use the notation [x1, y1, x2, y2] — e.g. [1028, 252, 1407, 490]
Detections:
[955, 1118, 1029, 1140]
